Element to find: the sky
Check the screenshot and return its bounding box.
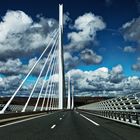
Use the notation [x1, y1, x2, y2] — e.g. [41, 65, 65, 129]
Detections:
[0, 0, 140, 97]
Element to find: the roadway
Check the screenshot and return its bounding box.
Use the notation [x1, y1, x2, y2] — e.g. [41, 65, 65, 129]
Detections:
[0, 110, 139, 140]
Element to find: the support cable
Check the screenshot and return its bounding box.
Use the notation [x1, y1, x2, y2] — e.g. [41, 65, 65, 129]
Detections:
[22, 31, 58, 112]
[40, 45, 58, 111]
[0, 29, 58, 114]
[33, 34, 59, 111]
[48, 59, 58, 110]
[45, 52, 58, 111]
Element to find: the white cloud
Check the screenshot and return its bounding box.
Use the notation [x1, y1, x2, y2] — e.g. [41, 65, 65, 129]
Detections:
[0, 75, 22, 96]
[0, 59, 22, 75]
[122, 17, 140, 43]
[80, 49, 102, 64]
[0, 65, 139, 97]
[0, 10, 58, 60]
[63, 12, 105, 70]
[0, 57, 48, 76]
[123, 46, 136, 53]
[63, 12, 71, 25]
[66, 65, 140, 96]
[66, 12, 106, 52]
[112, 64, 123, 74]
[132, 57, 140, 71]
[0, 10, 33, 42]
[64, 52, 79, 71]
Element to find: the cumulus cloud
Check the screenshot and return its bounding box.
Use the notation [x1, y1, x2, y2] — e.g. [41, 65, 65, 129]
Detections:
[122, 17, 140, 43]
[64, 52, 79, 71]
[66, 65, 140, 97]
[110, 65, 124, 83]
[66, 12, 106, 52]
[121, 18, 140, 71]
[123, 46, 136, 53]
[80, 49, 102, 64]
[0, 75, 22, 96]
[0, 57, 49, 76]
[0, 10, 33, 42]
[0, 59, 22, 75]
[0, 65, 139, 97]
[0, 10, 105, 72]
[63, 12, 71, 25]
[132, 57, 140, 71]
[0, 10, 58, 60]
[112, 64, 123, 74]
[63, 12, 105, 70]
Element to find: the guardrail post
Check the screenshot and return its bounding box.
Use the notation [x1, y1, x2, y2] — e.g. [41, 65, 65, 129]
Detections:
[111, 111, 114, 118]
[114, 112, 117, 119]
[123, 113, 126, 121]
[128, 113, 132, 123]
[118, 112, 121, 120]
[103, 111, 105, 117]
[136, 113, 140, 125]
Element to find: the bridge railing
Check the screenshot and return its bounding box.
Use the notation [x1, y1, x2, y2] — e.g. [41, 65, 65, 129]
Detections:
[78, 92, 140, 127]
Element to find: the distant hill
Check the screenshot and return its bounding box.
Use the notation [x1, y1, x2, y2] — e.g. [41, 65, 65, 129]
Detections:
[0, 96, 113, 107]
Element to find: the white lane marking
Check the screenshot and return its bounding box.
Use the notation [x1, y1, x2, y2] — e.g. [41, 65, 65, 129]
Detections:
[80, 114, 100, 126]
[63, 115, 65, 117]
[0, 112, 45, 123]
[0, 113, 48, 128]
[80, 110, 95, 116]
[0, 111, 60, 128]
[51, 124, 56, 129]
[60, 118, 62, 120]
[75, 111, 79, 114]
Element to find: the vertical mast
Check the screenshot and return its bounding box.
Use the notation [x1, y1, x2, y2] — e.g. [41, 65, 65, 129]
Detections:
[71, 84, 74, 109]
[67, 73, 71, 109]
[58, 4, 64, 109]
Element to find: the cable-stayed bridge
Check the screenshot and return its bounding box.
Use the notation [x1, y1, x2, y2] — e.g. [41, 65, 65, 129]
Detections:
[0, 4, 140, 140]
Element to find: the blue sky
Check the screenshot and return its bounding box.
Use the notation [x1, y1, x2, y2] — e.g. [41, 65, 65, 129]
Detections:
[0, 0, 140, 97]
[0, 0, 139, 76]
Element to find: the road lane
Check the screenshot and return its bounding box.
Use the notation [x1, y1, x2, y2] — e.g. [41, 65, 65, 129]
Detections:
[80, 113, 100, 126]
[78, 110, 140, 140]
[0, 110, 139, 140]
[0, 111, 66, 140]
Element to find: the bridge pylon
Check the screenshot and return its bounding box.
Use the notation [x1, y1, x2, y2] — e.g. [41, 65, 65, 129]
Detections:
[58, 4, 64, 110]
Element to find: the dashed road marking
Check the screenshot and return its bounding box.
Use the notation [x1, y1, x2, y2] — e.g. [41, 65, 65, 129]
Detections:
[60, 118, 62, 120]
[51, 124, 56, 129]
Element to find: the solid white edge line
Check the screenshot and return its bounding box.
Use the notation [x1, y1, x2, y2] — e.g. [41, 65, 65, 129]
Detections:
[51, 124, 56, 129]
[80, 110, 140, 128]
[0, 112, 45, 123]
[0, 111, 60, 128]
[0, 113, 48, 128]
[80, 114, 100, 126]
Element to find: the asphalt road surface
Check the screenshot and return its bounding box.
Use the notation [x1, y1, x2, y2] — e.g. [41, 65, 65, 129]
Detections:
[0, 110, 139, 140]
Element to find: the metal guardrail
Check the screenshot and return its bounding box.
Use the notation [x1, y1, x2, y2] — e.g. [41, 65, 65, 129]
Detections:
[78, 92, 140, 127]
[0, 104, 40, 113]
[0, 104, 58, 113]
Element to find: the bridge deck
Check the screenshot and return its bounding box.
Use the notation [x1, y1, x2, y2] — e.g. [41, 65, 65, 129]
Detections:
[0, 110, 139, 140]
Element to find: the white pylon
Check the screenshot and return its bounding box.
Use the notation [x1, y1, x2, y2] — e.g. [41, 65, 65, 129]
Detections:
[71, 84, 74, 109]
[67, 73, 71, 109]
[58, 4, 64, 109]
